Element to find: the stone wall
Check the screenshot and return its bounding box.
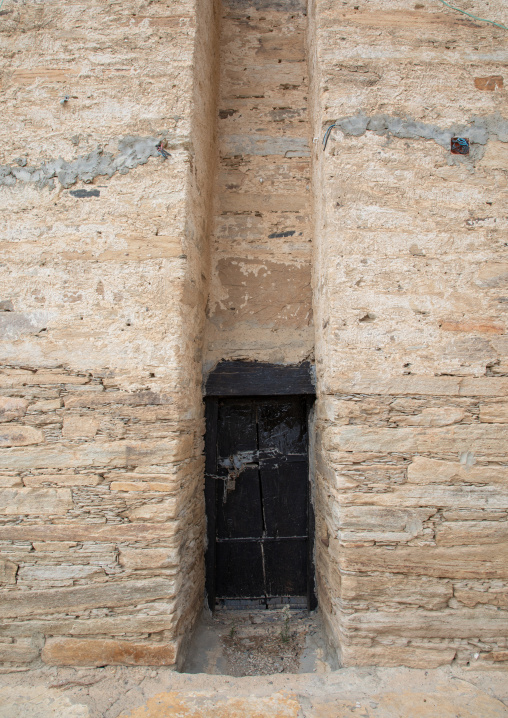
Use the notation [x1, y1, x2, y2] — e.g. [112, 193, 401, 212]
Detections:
[309, 0, 508, 667]
[0, 0, 219, 668]
[1, 0, 507, 671]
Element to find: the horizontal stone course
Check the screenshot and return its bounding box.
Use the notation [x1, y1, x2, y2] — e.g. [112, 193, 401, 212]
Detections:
[42, 638, 177, 666]
[0, 578, 178, 618]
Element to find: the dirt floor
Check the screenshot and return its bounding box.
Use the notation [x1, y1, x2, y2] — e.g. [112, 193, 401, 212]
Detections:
[1, 610, 507, 717]
[182, 608, 338, 675]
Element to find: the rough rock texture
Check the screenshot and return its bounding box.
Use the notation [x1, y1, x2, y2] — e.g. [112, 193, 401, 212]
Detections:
[0, 0, 220, 669]
[308, 0, 508, 666]
[0, 0, 507, 672]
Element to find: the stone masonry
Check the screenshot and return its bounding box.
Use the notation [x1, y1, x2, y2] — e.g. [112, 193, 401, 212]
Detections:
[0, 0, 507, 670]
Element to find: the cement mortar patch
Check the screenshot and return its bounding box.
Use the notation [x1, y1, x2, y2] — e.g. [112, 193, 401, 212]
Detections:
[322, 112, 508, 163]
[0, 135, 184, 190]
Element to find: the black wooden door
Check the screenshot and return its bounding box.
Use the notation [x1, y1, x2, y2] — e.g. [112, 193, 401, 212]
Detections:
[205, 396, 315, 609]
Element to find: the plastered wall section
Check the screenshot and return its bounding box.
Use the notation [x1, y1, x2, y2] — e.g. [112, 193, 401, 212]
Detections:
[204, 0, 314, 368]
[0, 0, 219, 668]
[308, 0, 508, 667]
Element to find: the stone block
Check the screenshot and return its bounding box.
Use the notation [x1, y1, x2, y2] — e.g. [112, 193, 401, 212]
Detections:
[455, 588, 508, 609]
[0, 439, 184, 471]
[119, 548, 179, 570]
[0, 425, 44, 447]
[29, 398, 62, 412]
[459, 378, 508, 397]
[0, 558, 18, 585]
[0, 638, 38, 664]
[42, 638, 177, 666]
[341, 643, 456, 668]
[343, 484, 508, 510]
[435, 521, 508, 547]
[330, 425, 506, 458]
[407, 457, 507, 485]
[64, 391, 172, 409]
[23, 474, 102, 486]
[32, 541, 78, 551]
[0, 397, 28, 422]
[110, 481, 176, 492]
[62, 416, 99, 439]
[474, 75, 504, 91]
[327, 373, 460, 396]
[0, 578, 178, 618]
[123, 497, 179, 522]
[0, 488, 72, 515]
[0, 475, 23, 487]
[479, 403, 508, 424]
[341, 608, 508, 640]
[17, 564, 104, 584]
[393, 407, 464, 427]
[337, 545, 508, 579]
[440, 320, 504, 334]
[0, 523, 179, 543]
[341, 574, 452, 610]
[1, 615, 177, 638]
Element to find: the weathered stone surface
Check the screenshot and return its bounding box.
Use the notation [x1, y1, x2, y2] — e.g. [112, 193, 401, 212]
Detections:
[17, 564, 105, 585]
[337, 545, 508, 579]
[119, 548, 179, 570]
[0, 0, 506, 674]
[329, 425, 506, 457]
[340, 574, 453, 610]
[23, 474, 102, 487]
[435, 521, 508, 546]
[42, 638, 177, 666]
[394, 407, 465, 427]
[407, 457, 507, 485]
[0, 558, 18, 585]
[123, 498, 179, 522]
[0, 638, 39, 664]
[62, 416, 99, 439]
[0, 397, 28, 422]
[29, 398, 62, 412]
[0, 475, 23, 487]
[0, 488, 72, 515]
[0, 579, 178, 618]
[326, 374, 460, 397]
[110, 481, 176, 492]
[480, 403, 508, 424]
[343, 484, 508, 509]
[340, 644, 457, 669]
[0, 615, 177, 638]
[455, 588, 508, 609]
[0, 523, 179, 542]
[0, 425, 44, 447]
[0, 439, 186, 470]
[341, 609, 508, 639]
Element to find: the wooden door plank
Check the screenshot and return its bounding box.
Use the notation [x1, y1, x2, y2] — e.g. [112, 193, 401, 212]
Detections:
[204, 398, 219, 611]
[216, 466, 263, 539]
[215, 541, 265, 598]
[264, 538, 308, 597]
[205, 360, 315, 396]
[260, 458, 308, 537]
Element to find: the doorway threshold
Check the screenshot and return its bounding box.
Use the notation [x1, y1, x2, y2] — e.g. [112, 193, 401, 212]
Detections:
[181, 608, 337, 676]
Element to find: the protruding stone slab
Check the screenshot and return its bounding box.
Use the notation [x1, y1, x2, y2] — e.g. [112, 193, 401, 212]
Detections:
[42, 638, 177, 666]
[0, 397, 28, 422]
[0, 425, 44, 447]
[0, 488, 72, 515]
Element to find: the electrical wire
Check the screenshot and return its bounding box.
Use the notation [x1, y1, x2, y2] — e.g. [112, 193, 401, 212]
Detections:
[435, 0, 508, 30]
[322, 123, 337, 151]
